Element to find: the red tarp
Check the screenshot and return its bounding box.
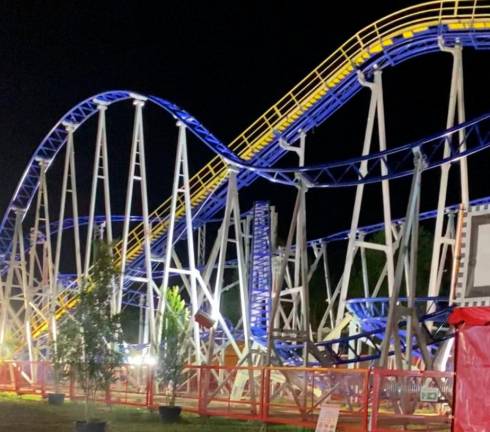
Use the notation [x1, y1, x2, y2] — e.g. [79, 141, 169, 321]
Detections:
[450, 307, 490, 432]
[449, 306, 490, 326]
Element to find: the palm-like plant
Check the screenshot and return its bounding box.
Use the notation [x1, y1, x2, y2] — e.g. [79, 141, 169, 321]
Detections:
[157, 286, 189, 407]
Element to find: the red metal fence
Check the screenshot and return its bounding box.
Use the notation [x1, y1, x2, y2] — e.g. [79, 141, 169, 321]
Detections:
[371, 368, 453, 432]
[0, 361, 453, 431]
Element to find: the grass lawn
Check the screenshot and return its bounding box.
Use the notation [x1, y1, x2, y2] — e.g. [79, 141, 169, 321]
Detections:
[0, 393, 304, 432]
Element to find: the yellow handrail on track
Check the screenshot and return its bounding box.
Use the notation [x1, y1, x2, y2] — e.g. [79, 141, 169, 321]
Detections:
[29, 1, 490, 340]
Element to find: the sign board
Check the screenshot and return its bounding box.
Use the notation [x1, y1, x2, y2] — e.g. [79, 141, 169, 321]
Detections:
[315, 403, 340, 432]
[454, 205, 490, 306]
[420, 385, 440, 402]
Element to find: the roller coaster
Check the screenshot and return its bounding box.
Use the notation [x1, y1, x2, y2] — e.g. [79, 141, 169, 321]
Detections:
[2, 1, 490, 380]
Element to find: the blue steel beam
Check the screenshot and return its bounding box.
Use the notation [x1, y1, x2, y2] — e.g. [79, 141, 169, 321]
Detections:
[230, 113, 490, 188]
[307, 195, 490, 248]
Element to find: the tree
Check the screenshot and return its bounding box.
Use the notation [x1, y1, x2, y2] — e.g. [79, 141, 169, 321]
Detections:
[157, 286, 189, 407]
[55, 240, 123, 421]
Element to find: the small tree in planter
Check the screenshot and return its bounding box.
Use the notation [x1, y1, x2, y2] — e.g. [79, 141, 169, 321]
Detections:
[157, 286, 189, 423]
[47, 339, 66, 405]
[55, 240, 123, 432]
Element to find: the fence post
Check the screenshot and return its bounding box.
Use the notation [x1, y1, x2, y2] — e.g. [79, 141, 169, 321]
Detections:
[105, 382, 111, 405]
[361, 369, 369, 432]
[261, 366, 270, 423]
[13, 363, 20, 394]
[69, 368, 75, 400]
[40, 362, 46, 398]
[198, 366, 207, 416]
[146, 366, 154, 408]
[370, 368, 382, 431]
[125, 365, 129, 405]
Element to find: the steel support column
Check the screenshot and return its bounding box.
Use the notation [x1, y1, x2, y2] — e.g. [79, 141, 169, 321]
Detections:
[428, 39, 468, 298]
[337, 69, 394, 325]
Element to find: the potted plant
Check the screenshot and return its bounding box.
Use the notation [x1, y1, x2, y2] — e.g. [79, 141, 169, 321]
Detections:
[55, 240, 123, 432]
[157, 286, 189, 423]
[47, 352, 65, 405]
[46, 329, 66, 405]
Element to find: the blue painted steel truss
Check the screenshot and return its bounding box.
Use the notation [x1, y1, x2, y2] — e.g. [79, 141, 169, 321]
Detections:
[276, 297, 452, 366]
[248, 201, 273, 346]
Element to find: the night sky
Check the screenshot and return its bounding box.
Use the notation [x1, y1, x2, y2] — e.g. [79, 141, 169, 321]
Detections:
[2, 1, 490, 256]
